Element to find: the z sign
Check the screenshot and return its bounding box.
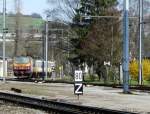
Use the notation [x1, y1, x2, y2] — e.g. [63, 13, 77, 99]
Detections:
[74, 70, 83, 82]
[74, 83, 83, 95]
[74, 70, 83, 96]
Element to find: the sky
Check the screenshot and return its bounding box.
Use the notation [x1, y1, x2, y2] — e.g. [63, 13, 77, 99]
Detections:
[1, 0, 149, 21]
[0, 0, 50, 19]
[22, 0, 49, 18]
[0, 0, 73, 22]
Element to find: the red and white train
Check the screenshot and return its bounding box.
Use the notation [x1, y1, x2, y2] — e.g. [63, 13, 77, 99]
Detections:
[13, 56, 55, 78]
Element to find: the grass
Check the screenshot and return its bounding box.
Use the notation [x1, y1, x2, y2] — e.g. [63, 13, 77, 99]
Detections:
[46, 75, 150, 87]
[129, 80, 150, 86]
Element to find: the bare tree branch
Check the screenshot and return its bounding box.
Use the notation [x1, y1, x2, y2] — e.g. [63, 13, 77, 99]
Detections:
[46, 0, 79, 22]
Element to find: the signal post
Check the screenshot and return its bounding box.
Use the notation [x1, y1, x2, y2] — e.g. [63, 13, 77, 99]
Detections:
[74, 70, 83, 100]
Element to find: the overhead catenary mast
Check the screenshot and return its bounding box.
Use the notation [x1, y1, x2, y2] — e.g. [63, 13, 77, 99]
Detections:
[138, 0, 143, 85]
[3, 0, 6, 82]
[14, 0, 23, 56]
[123, 0, 130, 93]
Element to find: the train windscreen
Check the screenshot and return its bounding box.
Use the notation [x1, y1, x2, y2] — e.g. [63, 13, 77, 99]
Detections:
[14, 57, 30, 64]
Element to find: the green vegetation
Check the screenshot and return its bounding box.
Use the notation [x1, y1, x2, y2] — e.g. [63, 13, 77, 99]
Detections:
[69, 0, 121, 84]
[45, 76, 150, 87]
[0, 15, 44, 32]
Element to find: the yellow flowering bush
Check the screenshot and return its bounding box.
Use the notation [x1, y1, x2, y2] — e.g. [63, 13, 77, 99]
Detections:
[142, 59, 150, 80]
[129, 59, 150, 81]
[129, 60, 138, 80]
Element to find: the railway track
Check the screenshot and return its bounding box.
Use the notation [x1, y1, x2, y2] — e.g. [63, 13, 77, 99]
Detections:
[0, 91, 137, 114]
[3, 78, 150, 92]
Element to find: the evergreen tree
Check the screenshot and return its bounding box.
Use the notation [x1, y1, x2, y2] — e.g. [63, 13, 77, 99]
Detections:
[70, 0, 120, 66]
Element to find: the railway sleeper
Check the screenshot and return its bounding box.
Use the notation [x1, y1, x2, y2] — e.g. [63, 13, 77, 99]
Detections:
[0, 92, 137, 114]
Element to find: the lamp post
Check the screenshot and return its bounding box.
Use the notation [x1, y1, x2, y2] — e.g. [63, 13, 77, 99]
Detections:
[123, 0, 129, 93]
[3, 0, 6, 82]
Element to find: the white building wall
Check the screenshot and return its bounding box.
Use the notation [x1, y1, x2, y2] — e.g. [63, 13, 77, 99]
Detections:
[0, 60, 7, 77]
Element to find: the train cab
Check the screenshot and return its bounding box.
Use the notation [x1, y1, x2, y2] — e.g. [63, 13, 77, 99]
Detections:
[13, 56, 33, 78]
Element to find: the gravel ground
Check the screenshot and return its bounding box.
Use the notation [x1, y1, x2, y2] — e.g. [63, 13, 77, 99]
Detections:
[0, 81, 150, 114]
[0, 101, 48, 114]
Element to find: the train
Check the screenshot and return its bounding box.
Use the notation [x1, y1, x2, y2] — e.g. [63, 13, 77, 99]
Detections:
[13, 56, 55, 78]
[13, 56, 33, 78]
[32, 60, 55, 78]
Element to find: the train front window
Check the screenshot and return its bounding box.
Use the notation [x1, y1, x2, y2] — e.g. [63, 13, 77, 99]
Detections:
[14, 57, 30, 64]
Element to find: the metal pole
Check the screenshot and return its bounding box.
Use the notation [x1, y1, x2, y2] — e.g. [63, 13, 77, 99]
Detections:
[51, 29, 53, 61]
[67, 30, 70, 76]
[45, 19, 48, 80]
[3, 0, 6, 82]
[138, 0, 143, 85]
[42, 27, 45, 81]
[123, 0, 129, 93]
[111, 26, 114, 64]
[60, 29, 64, 79]
[51, 38, 54, 61]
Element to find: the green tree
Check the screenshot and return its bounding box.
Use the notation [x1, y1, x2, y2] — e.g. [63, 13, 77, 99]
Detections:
[70, 0, 95, 67]
[70, 0, 121, 82]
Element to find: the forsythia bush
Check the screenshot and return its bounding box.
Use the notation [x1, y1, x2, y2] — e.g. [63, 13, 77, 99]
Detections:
[129, 60, 138, 80]
[129, 59, 150, 81]
[142, 59, 150, 80]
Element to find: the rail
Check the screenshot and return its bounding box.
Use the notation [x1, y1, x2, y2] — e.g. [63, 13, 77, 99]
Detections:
[0, 91, 138, 114]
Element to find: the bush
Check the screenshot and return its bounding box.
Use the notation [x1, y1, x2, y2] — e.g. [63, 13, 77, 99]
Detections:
[129, 60, 138, 80]
[129, 59, 150, 81]
[89, 75, 96, 81]
[143, 59, 150, 80]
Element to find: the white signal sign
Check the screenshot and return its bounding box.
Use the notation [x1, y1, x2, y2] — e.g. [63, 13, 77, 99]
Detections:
[74, 70, 83, 82]
[74, 83, 83, 95]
